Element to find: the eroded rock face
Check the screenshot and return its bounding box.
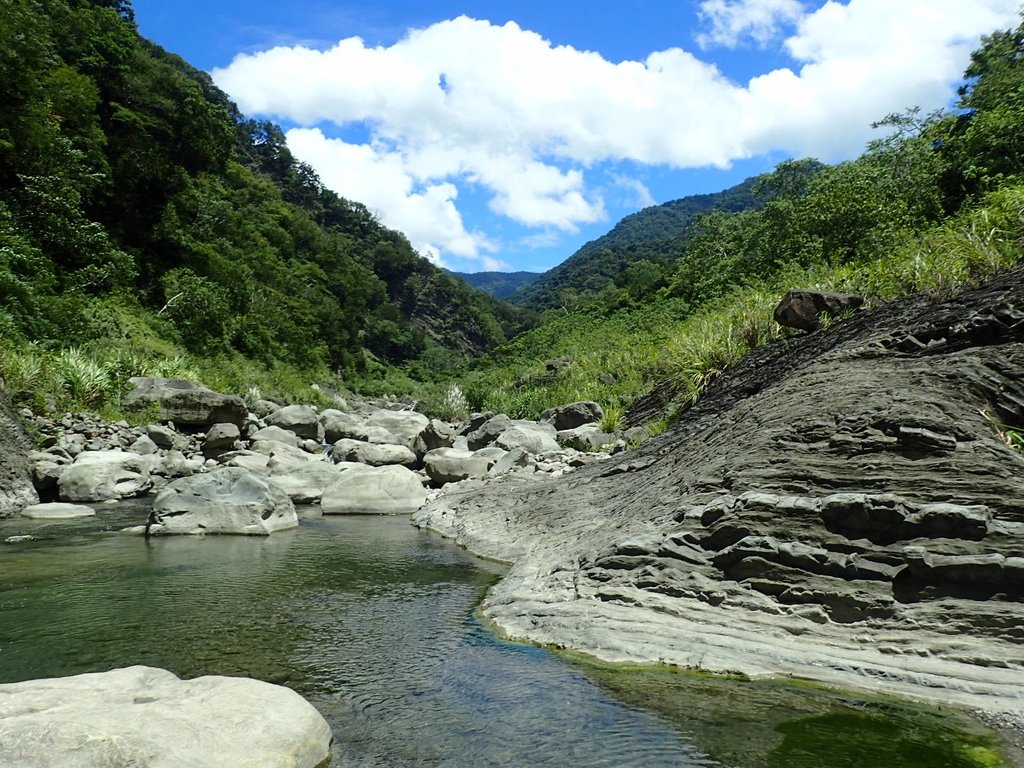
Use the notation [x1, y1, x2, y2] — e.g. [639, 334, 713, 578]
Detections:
[414, 269, 1024, 714]
[147, 467, 297, 535]
[0, 665, 331, 768]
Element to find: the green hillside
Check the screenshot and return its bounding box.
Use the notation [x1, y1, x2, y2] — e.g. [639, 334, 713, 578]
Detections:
[0, 0, 529, 410]
[447, 270, 544, 301]
[512, 175, 768, 311]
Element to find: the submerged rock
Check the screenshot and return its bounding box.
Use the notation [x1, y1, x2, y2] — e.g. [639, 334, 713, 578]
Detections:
[0, 665, 331, 768]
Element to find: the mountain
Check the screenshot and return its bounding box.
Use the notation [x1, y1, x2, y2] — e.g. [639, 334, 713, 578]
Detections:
[512, 176, 767, 311]
[446, 270, 544, 300]
[0, 0, 529, 378]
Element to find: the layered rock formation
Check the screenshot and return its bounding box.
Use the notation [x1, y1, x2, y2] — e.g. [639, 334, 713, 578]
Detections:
[415, 269, 1024, 716]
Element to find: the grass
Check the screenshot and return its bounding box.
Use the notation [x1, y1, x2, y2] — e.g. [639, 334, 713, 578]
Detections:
[462, 185, 1024, 423]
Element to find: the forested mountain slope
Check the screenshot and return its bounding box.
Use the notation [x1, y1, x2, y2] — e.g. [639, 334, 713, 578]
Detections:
[513, 176, 766, 311]
[447, 270, 543, 301]
[0, 0, 529, 380]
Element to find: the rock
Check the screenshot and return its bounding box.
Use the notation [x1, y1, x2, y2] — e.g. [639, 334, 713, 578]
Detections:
[410, 269, 1024, 712]
[128, 434, 159, 455]
[267, 461, 348, 503]
[490, 446, 535, 475]
[467, 414, 512, 449]
[319, 409, 366, 443]
[495, 421, 560, 454]
[414, 419, 456, 456]
[124, 378, 247, 429]
[557, 424, 616, 451]
[251, 398, 281, 418]
[773, 290, 864, 332]
[57, 454, 151, 503]
[331, 438, 417, 467]
[267, 404, 323, 441]
[146, 467, 297, 535]
[321, 464, 427, 515]
[153, 450, 197, 478]
[0, 665, 331, 768]
[145, 424, 181, 449]
[599, 373, 618, 385]
[541, 401, 604, 431]
[221, 450, 271, 473]
[30, 460, 63, 496]
[57, 433, 87, 457]
[423, 448, 492, 485]
[249, 440, 320, 464]
[545, 356, 572, 372]
[4, 535, 37, 544]
[203, 423, 241, 450]
[250, 425, 301, 448]
[21, 502, 95, 519]
[364, 409, 429, 449]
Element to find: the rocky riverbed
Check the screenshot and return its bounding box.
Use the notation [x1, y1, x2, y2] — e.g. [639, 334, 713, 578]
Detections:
[413, 268, 1024, 757]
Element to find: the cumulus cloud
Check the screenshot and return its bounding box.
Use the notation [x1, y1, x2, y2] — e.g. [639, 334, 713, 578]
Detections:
[697, 0, 806, 48]
[212, 1, 1020, 263]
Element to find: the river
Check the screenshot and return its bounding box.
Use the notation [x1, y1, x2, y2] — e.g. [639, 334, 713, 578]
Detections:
[0, 504, 1004, 767]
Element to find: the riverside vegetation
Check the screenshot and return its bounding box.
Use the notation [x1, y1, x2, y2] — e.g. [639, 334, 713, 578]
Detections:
[1, 3, 1023, 429]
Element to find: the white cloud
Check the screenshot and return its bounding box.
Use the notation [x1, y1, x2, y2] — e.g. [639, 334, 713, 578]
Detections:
[697, 0, 805, 48]
[212, 2, 1021, 263]
[610, 174, 657, 209]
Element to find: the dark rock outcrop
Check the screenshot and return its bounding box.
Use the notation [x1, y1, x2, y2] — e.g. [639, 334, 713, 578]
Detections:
[773, 289, 864, 331]
[123, 378, 246, 429]
[415, 268, 1024, 714]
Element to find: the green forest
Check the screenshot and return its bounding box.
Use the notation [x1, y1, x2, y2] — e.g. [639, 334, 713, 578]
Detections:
[2, 0, 1024, 426]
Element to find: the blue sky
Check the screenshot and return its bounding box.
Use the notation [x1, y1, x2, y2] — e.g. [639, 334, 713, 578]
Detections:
[133, 0, 1019, 273]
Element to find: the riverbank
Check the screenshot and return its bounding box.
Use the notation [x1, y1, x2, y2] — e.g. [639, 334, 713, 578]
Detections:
[413, 268, 1024, 751]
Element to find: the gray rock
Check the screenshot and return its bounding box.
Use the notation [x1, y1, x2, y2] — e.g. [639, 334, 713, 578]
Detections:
[319, 409, 367, 443]
[124, 378, 247, 429]
[414, 419, 457, 456]
[147, 467, 297, 535]
[0, 665, 331, 768]
[57, 453, 152, 502]
[267, 404, 323, 441]
[495, 421, 560, 454]
[30, 460, 64, 495]
[331, 438, 417, 467]
[541, 401, 604, 431]
[321, 464, 427, 515]
[145, 424, 180, 449]
[423, 448, 492, 485]
[250, 425, 301, 448]
[21, 502, 95, 519]
[490, 446, 535, 475]
[267, 461, 348, 503]
[128, 434, 159, 456]
[221, 450, 271, 473]
[203, 423, 241, 450]
[557, 424, 616, 451]
[365, 409, 429, 449]
[467, 414, 511, 449]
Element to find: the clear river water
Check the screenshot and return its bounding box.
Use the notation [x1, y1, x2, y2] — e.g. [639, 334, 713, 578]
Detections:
[0, 503, 1006, 767]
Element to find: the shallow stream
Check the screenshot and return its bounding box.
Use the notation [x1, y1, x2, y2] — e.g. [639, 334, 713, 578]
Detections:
[0, 505, 1006, 767]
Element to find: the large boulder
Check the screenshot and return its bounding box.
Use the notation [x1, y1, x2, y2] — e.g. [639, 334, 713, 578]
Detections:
[331, 439, 416, 467]
[423, 448, 492, 486]
[267, 461, 350, 503]
[124, 377, 247, 429]
[0, 665, 331, 768]
[414, 419, 457, 457]
[540, 401, 604, 431]
[250, 425, 301, 448]
[319, 409, 367, 443]
[146, 467, 297, 535]
[321, 465, 427, 515]
[57, 452, 152, 502]
[467, 414, 512, 450]
[364, 409, 429, 449]
[773, 290, 865, 332]
[203, 423, 240, 451]
[266, 405, 323, 441]
[495, 421, 560, 454]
